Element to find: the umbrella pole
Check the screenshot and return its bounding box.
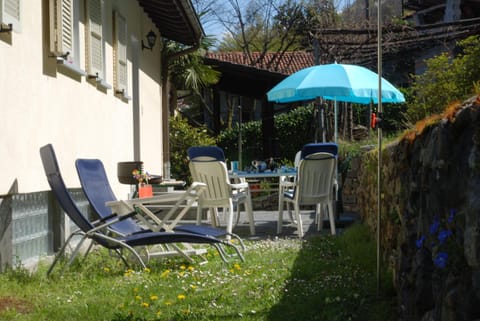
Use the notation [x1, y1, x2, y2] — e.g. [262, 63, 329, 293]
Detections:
[321, 104, 326, 142]
[238, 103, 242, 170]
[377, 0, 383, 296]
[334, 99, 338, 144]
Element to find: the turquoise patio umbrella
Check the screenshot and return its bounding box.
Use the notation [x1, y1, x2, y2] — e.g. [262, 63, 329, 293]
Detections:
[267, 63, 405, 105]
[267, 62, 404, 294]
[266, 63, 405, 142]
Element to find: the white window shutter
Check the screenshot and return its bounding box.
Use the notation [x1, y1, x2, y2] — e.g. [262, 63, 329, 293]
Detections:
[49, 0, 74, 60]
[114, 11, 128, 94]
[86, 0, 103, 78]
[1, 0, 21, 32]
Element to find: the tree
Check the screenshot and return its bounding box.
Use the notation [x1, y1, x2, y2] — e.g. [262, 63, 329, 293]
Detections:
[215, 0, 306, 60]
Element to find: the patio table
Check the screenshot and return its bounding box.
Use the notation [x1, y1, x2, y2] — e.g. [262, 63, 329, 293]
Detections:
[105, 182, 205, 233]
[229, 169, 297, 213]
[228, 169, 296, 180]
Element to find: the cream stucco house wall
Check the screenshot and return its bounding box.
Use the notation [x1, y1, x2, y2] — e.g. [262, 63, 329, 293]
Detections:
[0, 0, 203, 267]
[0, 0, 202, 198]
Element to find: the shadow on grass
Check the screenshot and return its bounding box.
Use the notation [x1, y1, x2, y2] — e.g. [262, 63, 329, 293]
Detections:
[266, 223, 397, 321]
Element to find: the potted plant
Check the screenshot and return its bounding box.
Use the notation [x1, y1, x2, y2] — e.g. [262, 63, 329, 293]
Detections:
[132, 169, 153, 198]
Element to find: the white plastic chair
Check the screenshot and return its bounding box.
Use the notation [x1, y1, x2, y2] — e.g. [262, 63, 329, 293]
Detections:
[278, 150, 302, 225]
[188, 154, 255, 237]
[294, 150, 302, 168]
[278, 152, 336, 237]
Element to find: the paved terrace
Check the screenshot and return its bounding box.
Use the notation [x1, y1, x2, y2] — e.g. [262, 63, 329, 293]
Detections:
[230, 210, 360, 240]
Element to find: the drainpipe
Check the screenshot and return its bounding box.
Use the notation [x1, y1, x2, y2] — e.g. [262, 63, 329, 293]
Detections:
[161, 38, 202, 179]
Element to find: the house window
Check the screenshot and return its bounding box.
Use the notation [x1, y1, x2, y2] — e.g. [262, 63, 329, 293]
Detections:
[0, 0, 21, 32]
[49, 0, 85, 75]
[113, 11, 129, 100]
[86, 0, 107, 86]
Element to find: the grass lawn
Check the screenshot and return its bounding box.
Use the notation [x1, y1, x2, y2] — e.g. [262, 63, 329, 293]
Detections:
[0, 223, 396, 321]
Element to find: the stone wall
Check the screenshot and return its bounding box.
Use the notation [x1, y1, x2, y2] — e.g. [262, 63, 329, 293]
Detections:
[356, 95, 480, 321]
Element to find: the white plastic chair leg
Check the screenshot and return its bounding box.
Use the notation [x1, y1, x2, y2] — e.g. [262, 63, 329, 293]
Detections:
[277, 193, 285, 234]
[225, 200, 234, 239]
[294, 203, 304, 238]
[317, 203, 325, 232]
[196, 206, 203, 225]
[246, 199, 255, 235]
[328, 201, 336, 235]
[209, 208, 219, 227]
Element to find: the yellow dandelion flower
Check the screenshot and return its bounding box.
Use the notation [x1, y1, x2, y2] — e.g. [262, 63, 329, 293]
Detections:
[189, 285, 197, 290]
[156, 311, 162, 317]
[135, 295, 142, 301]
[179, 271, 185, 277]
[164, 301, 172, 306]
[187, 266, 194, 271]
[160, 269, 170, 278]
[177, 294, 186, 300]
[144, 267, 151, 273]
[141, 302, 149, 308]
[103, 267, 110, 272]
[150, 295, 159, 301]
[233, 263, 241, 270]
[180, 265, 186, 270]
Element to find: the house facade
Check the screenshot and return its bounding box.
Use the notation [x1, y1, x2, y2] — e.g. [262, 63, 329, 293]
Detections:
[0, 0, 202, 267]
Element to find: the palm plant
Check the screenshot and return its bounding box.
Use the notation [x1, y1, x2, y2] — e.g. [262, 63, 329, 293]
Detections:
[164, 36, 220, 121]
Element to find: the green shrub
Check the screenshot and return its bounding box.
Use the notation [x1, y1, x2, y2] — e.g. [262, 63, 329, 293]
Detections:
[169, 115, 215, 183]
[406, 35, 480, 123]
[274, 105, 316, 160]
[216, 120, 263, 167]
[216, 105, 316, 166]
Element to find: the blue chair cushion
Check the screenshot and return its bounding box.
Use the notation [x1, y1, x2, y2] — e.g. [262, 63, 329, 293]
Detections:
[187, 146, 225, 162]
[301, 143, 338, 159]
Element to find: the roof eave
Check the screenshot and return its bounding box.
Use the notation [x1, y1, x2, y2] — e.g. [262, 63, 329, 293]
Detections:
[138, 0, 204, 46]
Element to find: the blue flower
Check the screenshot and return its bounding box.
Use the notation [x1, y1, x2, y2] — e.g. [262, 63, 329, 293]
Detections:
[437, 229, 452, 244]
[434, 252, 449, 269]
[429, 218, 440, 234]
[448, 209, 456, 224]
[416, 235, 425, 249]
